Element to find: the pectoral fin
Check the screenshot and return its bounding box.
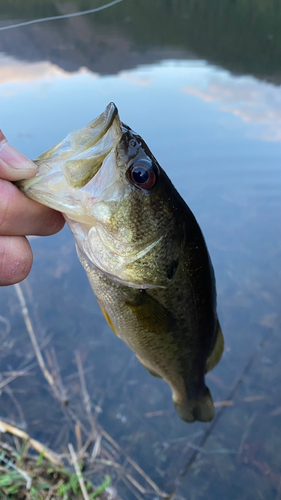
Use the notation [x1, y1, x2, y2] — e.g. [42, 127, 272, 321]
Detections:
[125, 291, 174, 335]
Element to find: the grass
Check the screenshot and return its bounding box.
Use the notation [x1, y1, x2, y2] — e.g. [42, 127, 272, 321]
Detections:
[0, 442, 111, 499]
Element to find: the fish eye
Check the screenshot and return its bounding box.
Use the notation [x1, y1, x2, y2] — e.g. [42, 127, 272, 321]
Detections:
[129, 159, 158, 190]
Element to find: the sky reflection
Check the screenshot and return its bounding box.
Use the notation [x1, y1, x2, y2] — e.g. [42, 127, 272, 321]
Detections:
[1, 56, 281, 151]
[1, 30, 281, 500]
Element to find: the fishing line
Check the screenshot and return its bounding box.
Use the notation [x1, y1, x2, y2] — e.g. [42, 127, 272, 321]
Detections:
[0, 0, 123, 32]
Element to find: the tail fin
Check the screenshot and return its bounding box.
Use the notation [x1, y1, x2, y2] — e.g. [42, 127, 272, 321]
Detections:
[173, 387, 215, 423]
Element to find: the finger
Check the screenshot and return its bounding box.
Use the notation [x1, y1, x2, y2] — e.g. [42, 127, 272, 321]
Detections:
[0, 130, 37, 181]
[0, 179, 65, 236]
[0, 235, 33, 286]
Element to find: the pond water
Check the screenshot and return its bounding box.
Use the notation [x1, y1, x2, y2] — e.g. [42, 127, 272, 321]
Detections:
[1, 1, 281, 499]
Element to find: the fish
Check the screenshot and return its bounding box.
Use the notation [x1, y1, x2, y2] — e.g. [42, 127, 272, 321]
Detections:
[18, 102, 224, 423]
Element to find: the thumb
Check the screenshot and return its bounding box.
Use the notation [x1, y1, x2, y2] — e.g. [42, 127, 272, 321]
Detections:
[0, 130, 38, 181]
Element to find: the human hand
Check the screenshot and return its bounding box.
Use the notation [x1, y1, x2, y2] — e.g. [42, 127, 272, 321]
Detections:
[0, 130, 65, 286]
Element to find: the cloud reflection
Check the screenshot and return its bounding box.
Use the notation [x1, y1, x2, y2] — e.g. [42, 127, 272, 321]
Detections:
[182, 73, 281, 142]
[0, 55, 94, 87]
[118, 71, 153, 87]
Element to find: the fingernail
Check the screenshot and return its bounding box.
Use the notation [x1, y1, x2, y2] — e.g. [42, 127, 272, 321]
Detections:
[0, 141, 37, 173]
[0, 130, 7, 143]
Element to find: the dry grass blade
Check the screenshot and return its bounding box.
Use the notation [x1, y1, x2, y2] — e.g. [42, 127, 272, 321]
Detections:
[0, 419, 62, 465]
[0, 363, 35, 390]
[75, 349, 100, 437]
[214, 395, 265, 408]
[102, 449, 147, 498]
[238, 413, 257, 458]
[145, 410, 170, 418]
[75, 350, 92, 416]
[0, 314, 11, 339]
[125, 473, 146, 495]
[0, 373, 26, 425]
[75, 422, 83, 453]
[91, 433, 102, 462]
[68, 443, 90, 500]
[94, 458, 121, 468]
[45, 485, 56, 500]
[214, 400, 234, 408]
[77, 437, 94, 462]
[14, 283, 65, 403]
[243, 395, 265, 402]
[14, 284, 55, 387]
[121, 475, 145, 500]
[45, 346, 68, 404]
[100, 428, 168, 497]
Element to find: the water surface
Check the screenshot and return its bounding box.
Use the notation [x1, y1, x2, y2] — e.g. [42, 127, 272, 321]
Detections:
[1, 2, 281, 499]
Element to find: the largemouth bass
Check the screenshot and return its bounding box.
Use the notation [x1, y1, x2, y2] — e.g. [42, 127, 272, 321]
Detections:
[19, 103, 223, 423]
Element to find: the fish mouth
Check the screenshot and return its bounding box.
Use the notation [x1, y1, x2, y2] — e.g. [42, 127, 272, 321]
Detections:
[61, 102, 119, 189]
[85, 102, 118, 146]
[17, 103, 123, 218]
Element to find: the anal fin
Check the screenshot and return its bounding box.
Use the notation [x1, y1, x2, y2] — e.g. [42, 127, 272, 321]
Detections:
[136, 355, 163, 379]
[205, 320, 224, 373]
